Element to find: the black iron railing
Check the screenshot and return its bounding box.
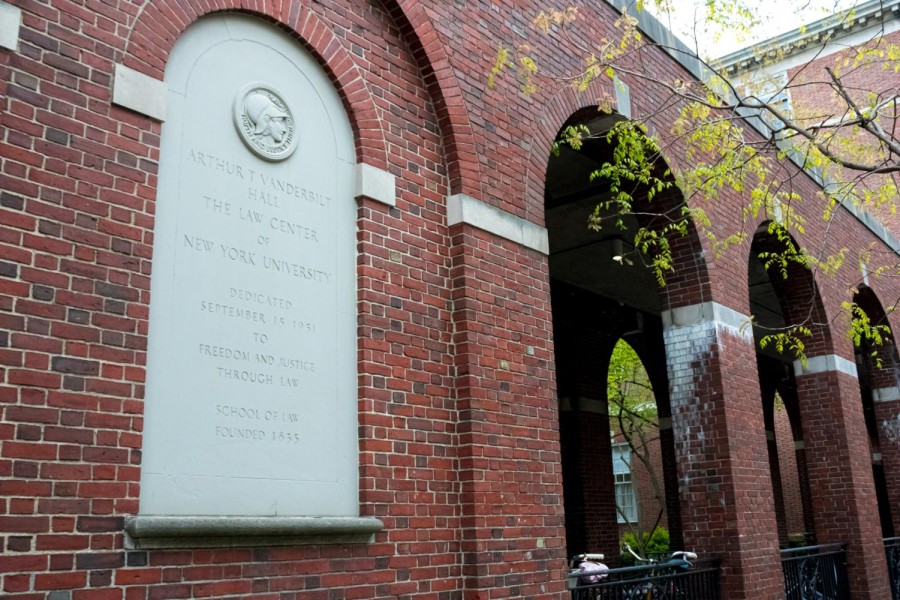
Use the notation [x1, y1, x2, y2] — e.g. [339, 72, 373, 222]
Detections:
[886, 537, 900, 600]
[780, 544, 849, 600]
[569, 559, 720, 599]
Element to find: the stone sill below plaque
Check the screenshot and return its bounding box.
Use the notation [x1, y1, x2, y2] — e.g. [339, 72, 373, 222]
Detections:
[124, 515, 384, 549]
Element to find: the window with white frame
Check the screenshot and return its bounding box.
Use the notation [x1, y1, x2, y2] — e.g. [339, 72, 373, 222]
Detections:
[612, 444, 637, 523]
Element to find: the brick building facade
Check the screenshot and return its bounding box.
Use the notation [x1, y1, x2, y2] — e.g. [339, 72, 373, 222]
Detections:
[1, 0, 899, 599]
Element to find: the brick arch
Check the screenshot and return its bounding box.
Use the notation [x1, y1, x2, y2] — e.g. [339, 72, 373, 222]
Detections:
[856, 286, 900, 538]
[524, 80, 611, 222]
[384, 0, 483, 198]
[532, 82, 713, 310]
[750, 222, 836, 356]
[121, 1, 389, 168]
[608, 334, 675, 431]
[853, 285, 900, 449]
[854, 286, 900, 383]
[605, 332, 684, 547]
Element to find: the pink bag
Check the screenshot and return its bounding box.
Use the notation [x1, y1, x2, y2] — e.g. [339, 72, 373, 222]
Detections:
[577, 560, 609, 584]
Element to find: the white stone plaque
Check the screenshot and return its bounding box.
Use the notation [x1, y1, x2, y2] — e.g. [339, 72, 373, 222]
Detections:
[141, 15, 358, 516]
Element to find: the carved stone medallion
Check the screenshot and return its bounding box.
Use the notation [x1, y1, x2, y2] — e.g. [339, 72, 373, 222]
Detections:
[233, 83, 298, 161]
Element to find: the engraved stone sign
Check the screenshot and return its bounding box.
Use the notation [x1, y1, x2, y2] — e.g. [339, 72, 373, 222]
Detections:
[140, 15, 358, 517]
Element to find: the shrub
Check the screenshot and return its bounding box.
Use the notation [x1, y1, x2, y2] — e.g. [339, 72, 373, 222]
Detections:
[621, 527, 670, 563]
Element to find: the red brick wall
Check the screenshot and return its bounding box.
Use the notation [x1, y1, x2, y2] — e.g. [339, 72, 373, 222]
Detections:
[560, 410, 618, 559]
[2, 1, 900, 598]
[634, 435, 667, 537]
[1, 1, 471, 598]
[448, 223, 564, 596]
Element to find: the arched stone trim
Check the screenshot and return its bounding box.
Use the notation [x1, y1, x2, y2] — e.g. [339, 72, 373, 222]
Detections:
[120, 1, 389, 168]
[384, 0, 484, 198]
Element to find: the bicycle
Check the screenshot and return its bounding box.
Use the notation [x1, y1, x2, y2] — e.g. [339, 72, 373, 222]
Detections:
[620, 544, 698, 600]
[568, 547, 700, 599]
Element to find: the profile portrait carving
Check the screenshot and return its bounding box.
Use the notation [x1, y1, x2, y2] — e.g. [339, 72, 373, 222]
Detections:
[233, 84, 299, 161]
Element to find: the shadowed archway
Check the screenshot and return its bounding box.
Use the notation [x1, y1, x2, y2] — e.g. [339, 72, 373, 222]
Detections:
[853, 286, 900, 537]
[545, 108, 709, 559]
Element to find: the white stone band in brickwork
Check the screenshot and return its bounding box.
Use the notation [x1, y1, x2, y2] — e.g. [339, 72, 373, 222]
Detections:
[661, 301, 752, 341]
[793, 354, 858, 378]
[355, 163, 396, 207]
[873, 386, 900, 403]
[113, 64, 168, 121]
[447, 193, 549, 255]
[0, 2, 21, 51]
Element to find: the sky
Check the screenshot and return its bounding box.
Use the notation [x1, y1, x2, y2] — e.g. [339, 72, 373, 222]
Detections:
[646, 0, 862, 58]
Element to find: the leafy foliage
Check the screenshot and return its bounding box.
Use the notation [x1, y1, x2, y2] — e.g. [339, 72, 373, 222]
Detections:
[608, 339, 656, 427]
[844, 300, 893, 367]
[487, 1, 900, 360]
[608, 340, 667, 550]
[621, 527, 670, 563]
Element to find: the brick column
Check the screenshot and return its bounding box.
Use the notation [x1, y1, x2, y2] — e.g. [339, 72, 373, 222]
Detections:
[758, 361, 790, 545]
[766, 430, 790, 546]
[448, 195, 567, 599]
[779, 386, 817, 542]
[657, 423, 684, 550]
[639, 325, 685, 550]
[793, 356, 891, 598]
[874, 386, 900, 537]
[553, 307, 621, 558]
[559, 403, 619, 557]
[793, 441, 817, 542]
[663, 302, 784, 599]
[852, 288, 900, 537]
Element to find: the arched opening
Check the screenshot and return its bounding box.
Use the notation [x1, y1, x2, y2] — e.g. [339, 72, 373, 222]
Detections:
[545, 109, 686, 559]
[607, 339, 669, 553]
[748, 224, 894, 594]
[852, 286, 899, 537]
[748, 224, 818, 548]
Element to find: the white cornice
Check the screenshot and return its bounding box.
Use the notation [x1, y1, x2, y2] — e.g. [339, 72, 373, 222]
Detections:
[718, 0, 900, 72]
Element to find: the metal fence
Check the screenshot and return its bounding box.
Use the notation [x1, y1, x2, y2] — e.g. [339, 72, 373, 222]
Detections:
[780, 544, 849, 600]
[569, 560, 720, 600]
[886, 537, 900, 600]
